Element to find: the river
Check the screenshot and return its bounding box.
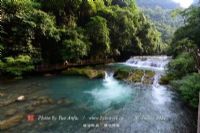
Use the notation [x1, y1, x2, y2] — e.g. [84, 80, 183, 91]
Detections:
[0, 56, 197, 133]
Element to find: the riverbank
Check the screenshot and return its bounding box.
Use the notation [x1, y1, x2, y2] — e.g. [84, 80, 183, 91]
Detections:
[0, 59, 115, 81]
[35, 59, 115, 73]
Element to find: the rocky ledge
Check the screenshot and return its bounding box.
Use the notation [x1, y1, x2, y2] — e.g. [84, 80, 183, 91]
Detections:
[114, 68, 155, 84]
[62, 67, 105, 79]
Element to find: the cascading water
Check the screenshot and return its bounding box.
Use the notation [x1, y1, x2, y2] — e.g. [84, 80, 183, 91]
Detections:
[124, 56, 172, 105]
[86, 56, 196, 133]
[141, 70, 146, 83]
[125, 56, 171, 71]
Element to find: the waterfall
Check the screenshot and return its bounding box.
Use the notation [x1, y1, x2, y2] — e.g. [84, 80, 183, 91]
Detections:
[125, 56, 171, 71]
[85, 71, 132, 108]
[141, 70, 146, 83]
[123, 56, 172, 104]
[124, 56, 171, 85]
[103, 71, 113, 82]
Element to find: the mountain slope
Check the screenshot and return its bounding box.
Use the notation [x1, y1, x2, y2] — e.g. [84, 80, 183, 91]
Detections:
[136, 0, 183, 44]
[136, 0, 180, 9]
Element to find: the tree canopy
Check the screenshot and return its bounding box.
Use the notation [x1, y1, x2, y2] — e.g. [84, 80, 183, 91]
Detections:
[0, 0, 165, 76]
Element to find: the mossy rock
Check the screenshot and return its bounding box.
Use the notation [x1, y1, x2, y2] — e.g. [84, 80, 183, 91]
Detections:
[128, 69, 145, 82]
[31, 96, 54, 107]
[113, 68, 130, 80]
[57, 98, 73, 106]
[62, 67, 105, 79]
[114, 68, 155, 84]
[143, 70, 155, 84]
[159, 74, 172, 85]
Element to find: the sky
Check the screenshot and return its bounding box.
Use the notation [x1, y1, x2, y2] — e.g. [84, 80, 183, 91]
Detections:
[172, 0, 194, 8]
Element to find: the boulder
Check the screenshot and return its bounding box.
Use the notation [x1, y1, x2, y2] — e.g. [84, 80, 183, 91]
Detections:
[159, 74, 172, 85]
[113, 69, 130, 80]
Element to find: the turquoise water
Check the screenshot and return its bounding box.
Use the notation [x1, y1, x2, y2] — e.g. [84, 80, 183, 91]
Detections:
[0, 62, 197, 133]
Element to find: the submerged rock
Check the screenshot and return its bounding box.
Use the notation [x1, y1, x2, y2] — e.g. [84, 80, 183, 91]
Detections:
[159, 74, 172, 85]
[0, 113, 24, 130]
[17, 96, 25, 102]
[62, 67, 105, 79]
[114, 68, 155, 84]
[32, 96, 54, 107]
[5, 109, 18, 117]
[0, 92, 5, 97]
[26, 105, 35, 112]
[0, 99, 16, 107]
[57, 98, 73, 106]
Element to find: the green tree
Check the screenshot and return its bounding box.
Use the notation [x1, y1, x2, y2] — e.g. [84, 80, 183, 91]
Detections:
[1, 0, 60, 64]
[86, 16, 110, 58]
[39, 0, 82, 26]
[61, 28, 90, 61]
[170, 38, 197, 57]
[168, 52, 197, 78]
[172, 7, 200, 48]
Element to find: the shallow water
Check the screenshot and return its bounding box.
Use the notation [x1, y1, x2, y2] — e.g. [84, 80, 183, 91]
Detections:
[0, 56, 197, 133]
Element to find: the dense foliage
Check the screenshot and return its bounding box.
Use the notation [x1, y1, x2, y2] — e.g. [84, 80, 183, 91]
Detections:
[0, 55, 34, 76]
[166, 5, 200, 108]
[172, 73, 200, 108]
[0, 0, 164, 76]
[168, 52, 196, 78]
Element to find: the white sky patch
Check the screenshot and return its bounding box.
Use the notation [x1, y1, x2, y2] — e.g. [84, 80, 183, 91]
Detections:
[172, 0, 193, 8]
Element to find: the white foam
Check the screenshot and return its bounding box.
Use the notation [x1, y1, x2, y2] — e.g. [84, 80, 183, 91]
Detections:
[124, 56, 171, 71]
[85, 72, 132, 108]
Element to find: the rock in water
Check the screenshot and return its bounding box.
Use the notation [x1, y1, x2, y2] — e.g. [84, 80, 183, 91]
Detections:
[0, 114, 24, 130]
[17, 96, 25, 102]
[0, 92, 5, 97]
[5, 109, 18, 117]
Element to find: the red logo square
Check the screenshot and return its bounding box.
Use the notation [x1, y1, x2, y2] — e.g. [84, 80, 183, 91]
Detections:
[27, 114, 36, 122]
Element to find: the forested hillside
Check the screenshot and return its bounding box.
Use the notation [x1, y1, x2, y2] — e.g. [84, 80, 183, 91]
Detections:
[136, 0, 183, 44]
[160, 5, 200, 108]
[0, 0, 165, 77]
[136, 0, 179, 9]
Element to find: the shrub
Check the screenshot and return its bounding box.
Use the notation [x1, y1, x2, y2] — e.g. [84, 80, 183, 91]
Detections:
[168, 52, 197, 79]
[0, 55, 34, 76]
[172, 73, 200, 108]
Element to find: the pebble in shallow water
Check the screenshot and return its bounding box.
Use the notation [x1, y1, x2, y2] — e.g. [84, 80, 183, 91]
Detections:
[17, 96, 26, 102]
